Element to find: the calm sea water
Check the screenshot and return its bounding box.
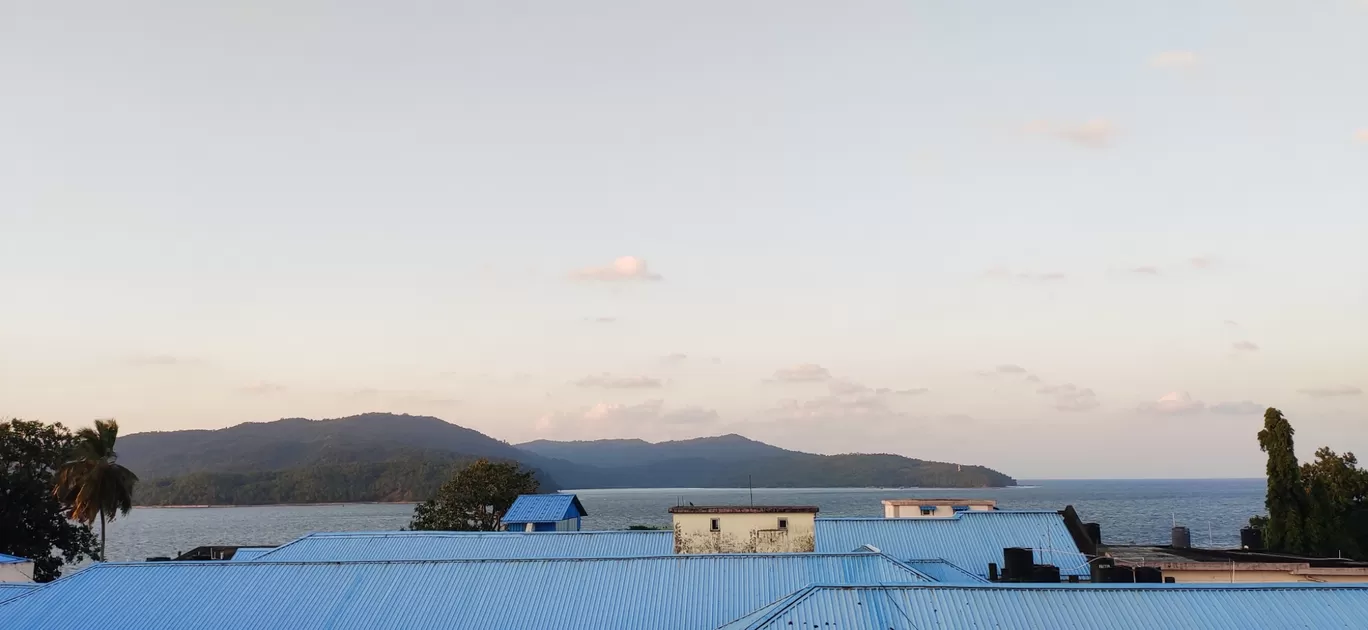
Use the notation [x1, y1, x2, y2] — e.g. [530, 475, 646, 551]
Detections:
[100, 479, 1265, 563]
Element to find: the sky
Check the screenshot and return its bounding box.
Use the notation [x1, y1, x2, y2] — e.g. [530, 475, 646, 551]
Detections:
[1, 0, 1365, 478]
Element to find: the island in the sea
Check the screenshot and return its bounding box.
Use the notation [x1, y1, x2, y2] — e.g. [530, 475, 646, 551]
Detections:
[123, 413, 1015, 506]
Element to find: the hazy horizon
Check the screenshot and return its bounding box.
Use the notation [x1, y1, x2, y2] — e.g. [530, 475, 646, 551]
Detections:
[3, 0, 1364, 478]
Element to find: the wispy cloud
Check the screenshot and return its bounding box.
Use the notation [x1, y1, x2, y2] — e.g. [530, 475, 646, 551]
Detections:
[1137, 391, 1206, 415]
[1189, 256, 1215, 269]
[574, 373, 664, 389]
[348, 388, 461, 406]
[996, 364, 1028, 374]
[894, 388, 929, 396]
[1149, 50, 1198, 70]
[1210, 400, 1263, 415]
[1036, 383, 1100, 412]
[985, 267, 1067, 283]
[1355, 129, 1368, 143]
[1128, 266, 1161, 275]
[1232, 341, 1260, 352]
[1223, 320, 1239, 328]
[661, 353, 689, 364]
[126, 354, 203, 367]
[239, 382, 287, 396]
[770, 364, 833, 383]
[535, 400, 719, 438]
[586, 316, 617, 324]
[1025, 119, 1118, 149]
[1298, 386, 1362, 398]
[568, 256, 662, 282]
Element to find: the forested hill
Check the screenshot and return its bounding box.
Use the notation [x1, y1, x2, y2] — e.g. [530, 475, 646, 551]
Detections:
[123, 413, 1014, 506]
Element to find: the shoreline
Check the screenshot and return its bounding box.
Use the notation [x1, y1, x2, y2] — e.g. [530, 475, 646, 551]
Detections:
[138, 501, 418, 509]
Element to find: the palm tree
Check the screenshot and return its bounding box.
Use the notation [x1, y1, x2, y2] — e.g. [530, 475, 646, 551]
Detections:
[53, 419, 138, 558]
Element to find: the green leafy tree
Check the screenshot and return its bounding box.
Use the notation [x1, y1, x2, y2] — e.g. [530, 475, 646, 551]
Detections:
[1258, 408, 1307, 553]
[0, 419, 101, 582]
[1301, 447, 1368, 558]
[409, 458, 539, 531]
[53, 419, 139, 558]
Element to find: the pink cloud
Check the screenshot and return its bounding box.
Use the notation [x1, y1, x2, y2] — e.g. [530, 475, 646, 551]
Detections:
[569, 256, 662, 282]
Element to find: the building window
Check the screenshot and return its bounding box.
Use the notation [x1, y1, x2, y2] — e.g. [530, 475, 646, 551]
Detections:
[710, 518, 720, 532]
[920, 507, 936, 516]
[777, 518, 788, 530]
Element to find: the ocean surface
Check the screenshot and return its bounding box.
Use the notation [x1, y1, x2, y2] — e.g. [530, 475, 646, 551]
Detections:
[100, 479, 1264, 563]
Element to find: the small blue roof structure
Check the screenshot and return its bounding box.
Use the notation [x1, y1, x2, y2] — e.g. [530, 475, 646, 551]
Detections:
[0, 553, 31, 564]
[227, 547, 274, 561]
[719, 583, 1368, 630]
[248, 530, 672, 562]
[501, 493, 586, 524]
[899, 558, 990, 583]
[816, 511, 1090, 580]
[0, 554, 929, 630]
[0, 583, 40, 605]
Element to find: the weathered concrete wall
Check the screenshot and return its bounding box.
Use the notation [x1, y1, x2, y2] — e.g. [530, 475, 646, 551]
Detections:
[672, 512, 815, 554]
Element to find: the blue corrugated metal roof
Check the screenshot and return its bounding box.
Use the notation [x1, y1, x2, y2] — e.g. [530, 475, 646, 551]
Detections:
[721, 583, 1368, 629]
[0, 554, 929, 629]
[501, 493, 586, 523]
[0, 553, 30, 564]
[249, 530, 672, 561]
[0, 583, 40, 605]
[815, 512, 1090, 579]
[228, 547, 274, 561]
[899, 558, 990, 583]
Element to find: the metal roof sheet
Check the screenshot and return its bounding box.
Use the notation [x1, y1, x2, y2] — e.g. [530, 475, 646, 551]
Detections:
[899, 558, 990, 583]
[0, 583, 39, 605]
[721, 583, 1368, 629]
[249, 530, 672, 561]
[815, 512, 1090, 579]
[501, 493, 586, 523]
[0, 554, 930, 630]
[227, 547, 274, 561]
[0, 553, 30, 564]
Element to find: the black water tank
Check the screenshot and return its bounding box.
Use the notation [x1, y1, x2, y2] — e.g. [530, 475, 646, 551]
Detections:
[1135, 566, 1163, 583]
[1031, 564, 1061, 583]
[1241, 527, 1264, 550]
[1003, 547, 1034, 582]
[1097, 566, 1135, 583]
[1090, 557, 1115, 583]
[1084, 522, 1102, 545]
[1171, 526, 1191, 549]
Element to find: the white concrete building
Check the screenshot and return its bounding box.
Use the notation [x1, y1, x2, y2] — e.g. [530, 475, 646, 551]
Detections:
[668, 506, 818, 553]
[0, 554, 35, 582]
[882, 498, 997, 518]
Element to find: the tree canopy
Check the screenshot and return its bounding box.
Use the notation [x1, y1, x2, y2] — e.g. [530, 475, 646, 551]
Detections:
[409, 458, 539, 531]
[0, 419, 101, 582]
[1254, 407, 1368, 559]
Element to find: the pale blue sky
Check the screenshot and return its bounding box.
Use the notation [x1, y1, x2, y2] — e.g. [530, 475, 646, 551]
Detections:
[2, 0, 1364, 477]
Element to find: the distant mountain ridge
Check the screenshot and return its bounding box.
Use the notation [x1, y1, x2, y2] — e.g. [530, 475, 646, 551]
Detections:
[121, 413, 1015, 506]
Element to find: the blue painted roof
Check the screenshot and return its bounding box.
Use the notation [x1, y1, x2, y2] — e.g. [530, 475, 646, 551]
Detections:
[0, 554, 929, 629]
[899, 558, 990, 583]
[248, 530, 672, 561]
[501, 493, 586, 523]
[0, 553, 30, 564]
[0, 583, 40, 605]
[815, 512, 1090, 579]
[228, 547, 274, 561]
[721, 583, 1368, 629]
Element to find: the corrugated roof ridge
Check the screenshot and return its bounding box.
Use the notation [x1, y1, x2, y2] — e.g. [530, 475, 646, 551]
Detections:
[88, 551, 901, 568]
[786, 582, 1368, 592]
[304, 529, 666, 538]
[817, 510, 1062, 522]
